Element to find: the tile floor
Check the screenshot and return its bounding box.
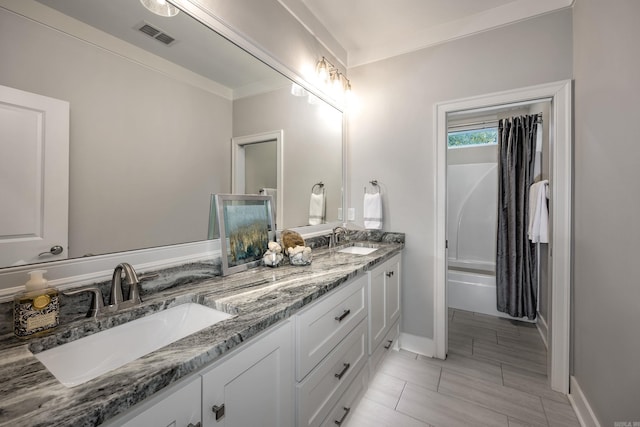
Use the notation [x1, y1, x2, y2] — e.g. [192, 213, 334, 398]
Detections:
[345, 308, 581, 427]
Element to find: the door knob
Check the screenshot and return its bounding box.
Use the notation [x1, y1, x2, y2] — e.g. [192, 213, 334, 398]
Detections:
[38, 245, 64, 257]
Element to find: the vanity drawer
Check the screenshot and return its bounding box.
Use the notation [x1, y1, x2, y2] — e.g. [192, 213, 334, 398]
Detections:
[297, 319, 368, 427]
[370, 319, 400, 374]
[320, 363, 369, 427]
[296, 275, 367, 380]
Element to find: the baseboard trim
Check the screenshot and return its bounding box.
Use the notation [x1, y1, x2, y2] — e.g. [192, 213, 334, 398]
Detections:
[399, 332, 434, 357]
[537, 312, 549, 350]
[569, 376, 601, 427]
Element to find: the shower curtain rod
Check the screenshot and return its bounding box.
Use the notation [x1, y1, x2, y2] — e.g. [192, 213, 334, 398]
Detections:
[448, 113, 542, 131]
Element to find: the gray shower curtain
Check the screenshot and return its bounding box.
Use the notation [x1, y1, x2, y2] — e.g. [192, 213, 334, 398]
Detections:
[496, 115, 538, 319]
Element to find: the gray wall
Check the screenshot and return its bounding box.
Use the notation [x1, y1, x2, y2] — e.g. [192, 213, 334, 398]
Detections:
[0, 8, 231, 257]
[233, 87, 343, 228]
[244, 141, 277, 195]
[572, 0, 640, 423]
[347, 10, 573, 340]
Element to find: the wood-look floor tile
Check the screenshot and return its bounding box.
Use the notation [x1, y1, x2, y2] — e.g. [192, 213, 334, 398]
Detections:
[397, 348, 419, 360]
[508, 417, 537, 426]
[454, 310, 520, 334]
[438, 370, 548, 427]
[542, 398, 581, 427]
[364, 372, 406, 409]
[397, 382, 509, 427]
[448, 334, 473, 356]
[473, 339, 547, 375]
[498, 335, 547, 355]
[449, 322, 498, 343]
[501, 364, 568, 404]
[345, 397, 431, 427]
[418, 352, 503, 385]
[380, 352, 441, 391]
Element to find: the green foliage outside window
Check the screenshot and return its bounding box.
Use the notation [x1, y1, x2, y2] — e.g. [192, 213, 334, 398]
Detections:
[448, 128, 498, 148]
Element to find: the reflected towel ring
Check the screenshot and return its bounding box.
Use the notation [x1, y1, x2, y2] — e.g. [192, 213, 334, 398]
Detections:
[364, 179, 380, 194]
[311, 182, 325, 194]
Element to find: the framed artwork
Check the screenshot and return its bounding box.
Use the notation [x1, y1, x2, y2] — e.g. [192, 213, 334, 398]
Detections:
[214, 194, 274, 276]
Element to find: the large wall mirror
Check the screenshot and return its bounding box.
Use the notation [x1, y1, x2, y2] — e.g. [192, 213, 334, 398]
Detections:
[0, 0, 343, 270]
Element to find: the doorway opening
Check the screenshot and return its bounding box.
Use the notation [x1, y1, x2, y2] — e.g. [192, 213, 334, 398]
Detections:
[434, 81, 572, 394]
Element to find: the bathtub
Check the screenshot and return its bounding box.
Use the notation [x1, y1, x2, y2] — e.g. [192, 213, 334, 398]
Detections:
[447, 268, 533, 321]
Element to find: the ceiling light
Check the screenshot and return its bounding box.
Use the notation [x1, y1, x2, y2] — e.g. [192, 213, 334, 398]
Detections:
[140, 0, 180, 17]
[315, 57, 352, 98]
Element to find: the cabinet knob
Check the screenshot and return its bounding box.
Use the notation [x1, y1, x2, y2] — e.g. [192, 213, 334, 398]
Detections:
[334, 406, 351, 425]
[212, 404, 225, 421]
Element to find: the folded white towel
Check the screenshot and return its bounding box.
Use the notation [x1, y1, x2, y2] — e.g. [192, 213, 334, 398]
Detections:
[308, 191, 325, 225]
[364, 192, 383, 230]
[528, 180, 549, 243]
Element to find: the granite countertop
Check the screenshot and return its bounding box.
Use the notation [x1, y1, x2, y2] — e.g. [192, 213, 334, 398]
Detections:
[0, 232, 403, 427]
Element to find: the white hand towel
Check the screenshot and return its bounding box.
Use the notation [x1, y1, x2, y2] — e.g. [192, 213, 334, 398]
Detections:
[528, 180, 549, 243]
[533, 124, 543, 181]
[364, 192, 383, 230]
[308, 192, 325, 225]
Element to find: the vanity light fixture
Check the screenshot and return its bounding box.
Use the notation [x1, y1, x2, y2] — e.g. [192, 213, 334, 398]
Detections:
[315, 56, 352, 97]
[140, 0, 180, 17]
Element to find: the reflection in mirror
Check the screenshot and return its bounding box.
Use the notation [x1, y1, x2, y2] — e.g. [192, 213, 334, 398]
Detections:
[0, 0, 343, 270]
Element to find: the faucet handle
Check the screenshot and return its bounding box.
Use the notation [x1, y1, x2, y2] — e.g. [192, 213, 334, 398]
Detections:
[63, 287, 104, 317]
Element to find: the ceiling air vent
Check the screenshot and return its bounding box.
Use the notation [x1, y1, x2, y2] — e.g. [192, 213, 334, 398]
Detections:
[136, 22, 176, 46]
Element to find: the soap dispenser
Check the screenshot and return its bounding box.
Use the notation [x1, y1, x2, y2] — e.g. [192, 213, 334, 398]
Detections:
[13, 270, 60, 338]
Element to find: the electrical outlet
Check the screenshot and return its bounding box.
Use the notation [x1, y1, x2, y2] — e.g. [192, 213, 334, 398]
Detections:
[348, 208, 355, 221]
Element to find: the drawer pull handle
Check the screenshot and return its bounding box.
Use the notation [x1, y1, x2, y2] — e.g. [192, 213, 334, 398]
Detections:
[384, 339, 393, 350]
[187, 423, 202, 427]
[335, 309, 351, 322]
[334, 406, 351, 425]
[335, 362, 351, 380]
[386, 271, 394, 277]
[212, 404, 225, 421]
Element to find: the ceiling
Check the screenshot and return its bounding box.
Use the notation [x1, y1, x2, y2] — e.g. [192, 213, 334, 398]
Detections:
[280, 0, 573, 67]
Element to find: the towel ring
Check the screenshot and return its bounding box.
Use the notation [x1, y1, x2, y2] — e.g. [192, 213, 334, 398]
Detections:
[311, 182, 324, 194]
[364, 179, 380, 194]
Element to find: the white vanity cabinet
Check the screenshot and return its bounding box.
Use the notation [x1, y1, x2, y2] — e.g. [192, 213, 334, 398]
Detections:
[118, 376, 202, 427]
[368, 254, 401, 365]
[106, 320, 293, 427]
[201, 320, 294, 427]
[295, 275, 369, 427]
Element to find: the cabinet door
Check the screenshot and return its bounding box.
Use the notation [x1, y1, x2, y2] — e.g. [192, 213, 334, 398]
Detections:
[386, 256, 401, 325]
[201, 321, 294, 427]
[368, 267, 386, 354]
[119, 377, 201, 427]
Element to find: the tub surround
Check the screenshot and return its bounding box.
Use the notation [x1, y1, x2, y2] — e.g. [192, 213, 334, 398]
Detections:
[0, 232, 404, 427]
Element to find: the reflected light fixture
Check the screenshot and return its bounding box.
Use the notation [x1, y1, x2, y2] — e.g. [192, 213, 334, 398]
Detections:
[315, 56, 351, 97]
[140, 0, 180, 17]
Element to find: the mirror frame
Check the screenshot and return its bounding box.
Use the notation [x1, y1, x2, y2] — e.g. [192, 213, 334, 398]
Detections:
[0, 0, 346, 296]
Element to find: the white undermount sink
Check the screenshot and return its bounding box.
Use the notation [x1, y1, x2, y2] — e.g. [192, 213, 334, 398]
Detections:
[34, 303, 232, 387]
[337, 245, 379, 255]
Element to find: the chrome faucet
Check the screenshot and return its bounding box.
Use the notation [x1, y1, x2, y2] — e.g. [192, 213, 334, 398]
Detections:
[330, 226, 348, 248]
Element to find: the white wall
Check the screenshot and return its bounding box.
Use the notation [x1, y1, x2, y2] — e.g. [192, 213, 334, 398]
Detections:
[572, 0, 640, 423]
[233, 87, 343, 228]
[347, 10, 573, 340]
[0, 8, 232, 257]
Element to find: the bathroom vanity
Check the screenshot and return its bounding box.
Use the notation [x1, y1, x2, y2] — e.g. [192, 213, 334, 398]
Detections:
[0, 233, 403, 427]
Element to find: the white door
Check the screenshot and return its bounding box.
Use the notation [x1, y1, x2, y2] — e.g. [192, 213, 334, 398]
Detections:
[0, 84, 69, 267]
